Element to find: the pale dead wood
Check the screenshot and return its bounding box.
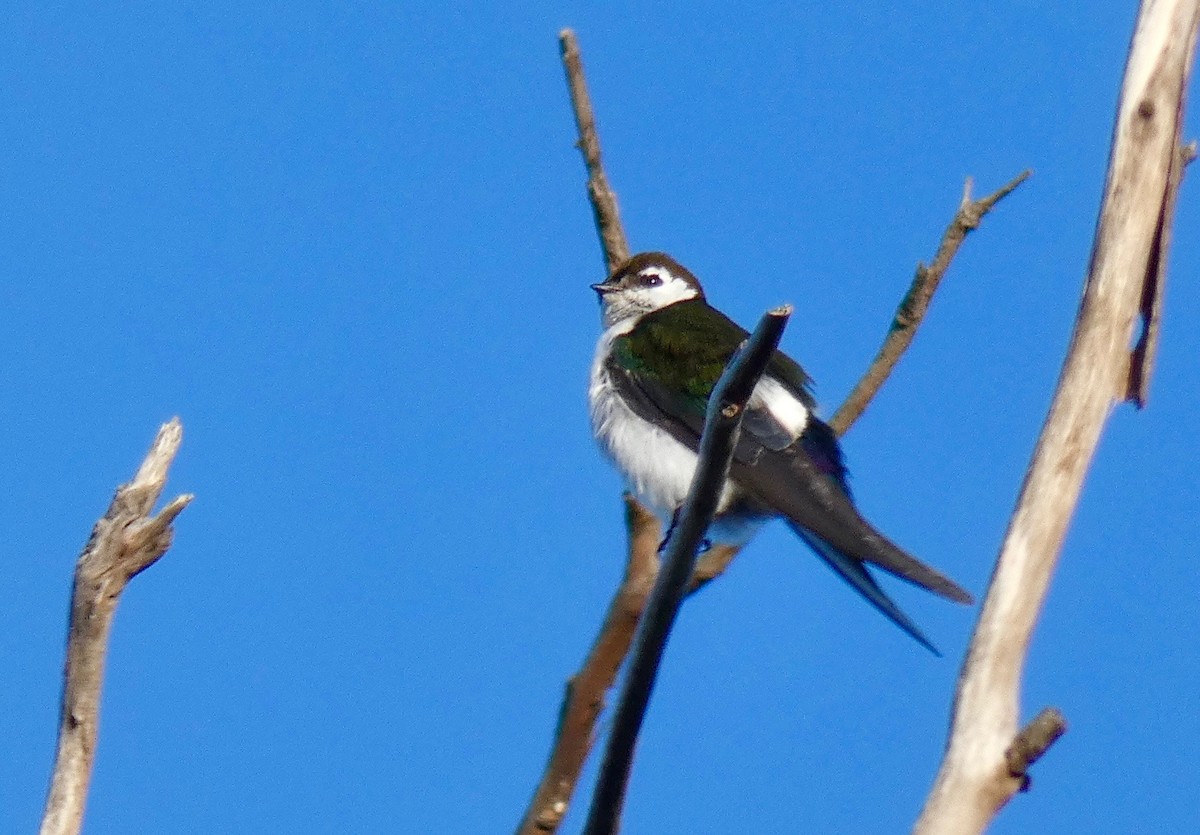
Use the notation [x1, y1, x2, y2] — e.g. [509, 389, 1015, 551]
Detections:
[40, 419, 192, 835]
[1128, 138, 1197, 406]
[583, 307, 793, 835]
[829, 171, 1031, 436]
[915, 3, 1200, 832]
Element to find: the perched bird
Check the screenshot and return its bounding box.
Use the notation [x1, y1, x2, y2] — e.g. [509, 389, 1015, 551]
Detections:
[589, 251, 972, 653]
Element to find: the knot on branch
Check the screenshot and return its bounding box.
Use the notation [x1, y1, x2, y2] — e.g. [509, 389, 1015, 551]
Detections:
[1004, 707, 1068, 792]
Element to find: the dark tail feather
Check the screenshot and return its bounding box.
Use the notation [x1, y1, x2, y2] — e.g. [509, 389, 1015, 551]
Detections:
[789, 522, 942, 655]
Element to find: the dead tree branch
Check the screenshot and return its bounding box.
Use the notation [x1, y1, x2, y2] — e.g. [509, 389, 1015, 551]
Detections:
[516, 496, 660, 834]
[516, 32, 670, 835]
[915, 3, 1200, 832]
[828, 170, 1031, 436]
[40, 419, 192, 835]
[583, 306, 793, 835]
[520, 29, 1027, 834]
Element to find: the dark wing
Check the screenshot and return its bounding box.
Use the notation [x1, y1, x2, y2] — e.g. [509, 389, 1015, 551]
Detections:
[604, 348, 973, 611]
[731, 419, 972, 605]
[609, 299, 816, 420]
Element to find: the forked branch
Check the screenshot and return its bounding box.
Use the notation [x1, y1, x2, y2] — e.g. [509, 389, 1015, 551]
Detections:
[40, 420, 192, 835]
[829, 170, 1030, 435]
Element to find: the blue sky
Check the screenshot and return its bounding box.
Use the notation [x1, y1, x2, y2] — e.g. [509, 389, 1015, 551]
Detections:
[2, 3, 1197, 833]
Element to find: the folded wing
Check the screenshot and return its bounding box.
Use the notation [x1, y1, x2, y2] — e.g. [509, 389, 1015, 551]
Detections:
[605, 344, 972, 650]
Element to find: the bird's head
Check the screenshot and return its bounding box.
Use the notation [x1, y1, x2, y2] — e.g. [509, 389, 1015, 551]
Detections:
[592, 252, 705, 329]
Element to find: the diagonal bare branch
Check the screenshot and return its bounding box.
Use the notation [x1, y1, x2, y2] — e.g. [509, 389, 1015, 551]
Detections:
[916, 3, 1200, 831]
[516, 496, 660, 834]
[829, 170, 1031, 436]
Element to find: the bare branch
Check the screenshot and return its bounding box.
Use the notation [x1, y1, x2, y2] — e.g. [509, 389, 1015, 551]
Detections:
[828, 170, 1031, 436]
[40, 419, 192, 835]
[521, 33, 755, 832]
[560, 28, 629, 274]
[583, 307, 793, 835]
[687, 543, 741, 594]
[916, 3, 1200, 832]
[516, 496, 660, 834]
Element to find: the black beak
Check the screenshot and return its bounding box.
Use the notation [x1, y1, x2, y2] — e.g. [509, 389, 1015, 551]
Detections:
[591, 282, 617, 295]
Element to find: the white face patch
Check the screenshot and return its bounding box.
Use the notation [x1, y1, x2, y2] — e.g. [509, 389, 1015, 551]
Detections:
[599, 264, 700, 329]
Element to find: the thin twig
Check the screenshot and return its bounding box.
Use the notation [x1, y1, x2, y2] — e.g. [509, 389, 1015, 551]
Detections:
[828, 170, 1031, 436]
[40, 419, 192, 835]
[916, 3, 1200, 832]
[515, 32, 653, 835]
[560, 28, 629, 274]
[583, 307, 793, 835]
[688, 544, 741, 594]
[518, 32, 649, 834]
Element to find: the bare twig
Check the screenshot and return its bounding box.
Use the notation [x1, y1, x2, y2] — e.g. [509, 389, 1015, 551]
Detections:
[40, 419, 192, 835]
[560, 28, 629, 274]
[688, 543, 741, 594]
[583, 307, 793, 835]
[516, 534, 739, 834]
[828, 170, 1031, 436]
[916, 3, 1200, 832]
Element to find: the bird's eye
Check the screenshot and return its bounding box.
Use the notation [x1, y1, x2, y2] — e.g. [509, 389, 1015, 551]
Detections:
[638, 273, 664, 288]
